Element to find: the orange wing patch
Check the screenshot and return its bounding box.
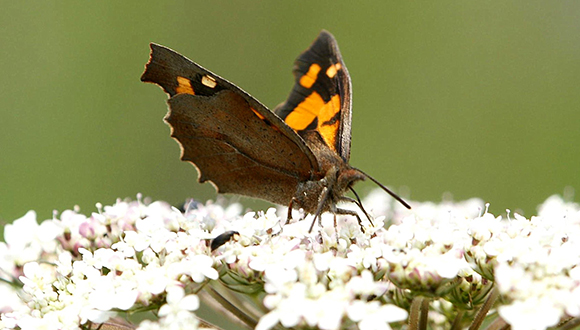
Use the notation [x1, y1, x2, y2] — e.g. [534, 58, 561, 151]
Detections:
[284, 92, 341, 152]
[252, 107, 282, 132]
[176, 76, 195, 95]
[273, 31, 351, 160]
[317, 94, 341, 151]
[325, 63, 341, 79]
[299, 64, 321, 88]
[285, 92, 324, 130]
[251, 107, 266, 120]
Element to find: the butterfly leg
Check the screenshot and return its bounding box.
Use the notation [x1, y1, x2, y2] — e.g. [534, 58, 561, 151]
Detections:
[285, 197, 300, 225]
[339, 196, 374, 226]
[335, 207, 366, 233]
[348, 187, 374, 226]
[309, 186, 331, 232]
[333, 214, 340, 245]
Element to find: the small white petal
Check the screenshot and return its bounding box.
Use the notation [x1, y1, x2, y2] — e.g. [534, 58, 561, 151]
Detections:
[256, 311, 281, 330]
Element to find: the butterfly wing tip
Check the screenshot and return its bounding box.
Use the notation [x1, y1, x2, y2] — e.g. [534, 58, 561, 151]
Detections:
[141, 49, 156, 82]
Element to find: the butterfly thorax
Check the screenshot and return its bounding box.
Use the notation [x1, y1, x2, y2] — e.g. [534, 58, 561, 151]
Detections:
[292, 131, 365, 214]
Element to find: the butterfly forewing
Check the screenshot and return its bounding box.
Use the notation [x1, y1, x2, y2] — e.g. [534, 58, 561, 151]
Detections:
[141, 44, 321, 205]
[275, 30, 353, 162]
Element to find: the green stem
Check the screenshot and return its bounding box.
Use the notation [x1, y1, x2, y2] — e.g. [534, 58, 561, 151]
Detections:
[560, 317, 580, 330]
[450, 310, 465, 330]
[408, 296, 424, 330]
[419, 297, 430, 330]
[483, 316, 510, 330]
[203, 286, 257, 329]
[469, 287, 500, 330]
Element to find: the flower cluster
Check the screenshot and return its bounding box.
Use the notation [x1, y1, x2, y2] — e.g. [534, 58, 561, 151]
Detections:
[0, 191, 579, 330]
[466, 196, 580, 330]
[0, 198, 220, 330]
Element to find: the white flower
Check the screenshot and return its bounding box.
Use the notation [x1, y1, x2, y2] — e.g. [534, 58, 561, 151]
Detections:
[498, 297, 562, 330]
[135, 264, 170, 295]
[152, 286, 200, 330]
[347, 244, 381, 271]
[0, 282, 26, 313]
[55, 251, 73, 276]
[121, 231, 150, 252]
[167, 255, 218, 282]
[434, 248, 468, 279]
[4, 211, 60, 265]
[88, 274, 138, 311]
[304, 288, 349, 330]
[347, 301, 407, 330]
[5, 190, 580, 330]
[159, 285, 199, 317]
[263, 265, 298, 294]
[20, 262, 57, 301]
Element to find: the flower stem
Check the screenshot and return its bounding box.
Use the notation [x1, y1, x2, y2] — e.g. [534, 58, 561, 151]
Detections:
[560, 317, 580, 330]
[409, 296, 429, 330]
[450, 310, 465, 330]
[469, 287, 499, 330]
[419, 297, 430, 330]
[202, 285, 258, 329]
[483, 317, 510, 330]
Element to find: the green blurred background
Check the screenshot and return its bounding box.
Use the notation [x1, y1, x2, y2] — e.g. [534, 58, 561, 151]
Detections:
[2, 1, 580, 224]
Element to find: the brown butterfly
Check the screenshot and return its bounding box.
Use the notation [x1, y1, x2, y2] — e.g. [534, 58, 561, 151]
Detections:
[141, 30, 410, 231]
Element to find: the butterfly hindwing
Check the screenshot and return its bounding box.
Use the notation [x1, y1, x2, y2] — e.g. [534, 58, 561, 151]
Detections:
[275, 30, 353, 162]
[141, 44, 320, 204]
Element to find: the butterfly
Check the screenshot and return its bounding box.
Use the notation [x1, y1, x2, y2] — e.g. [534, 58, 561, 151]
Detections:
[141, 30, 410, 231]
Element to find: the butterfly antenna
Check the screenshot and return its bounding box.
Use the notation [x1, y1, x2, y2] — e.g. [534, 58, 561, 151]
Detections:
[356, 168, 411, 209]
[348, 186, 373, 224]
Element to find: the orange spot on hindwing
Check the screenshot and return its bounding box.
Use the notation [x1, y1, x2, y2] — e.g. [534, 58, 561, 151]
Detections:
[317, 94, 341, 152]
[176, 76, 195, 95]
[285, 92, 324, 130]
[299, 64, 321, 88]
[284, 91, 341, 152]
[326, 63, 341, 78]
